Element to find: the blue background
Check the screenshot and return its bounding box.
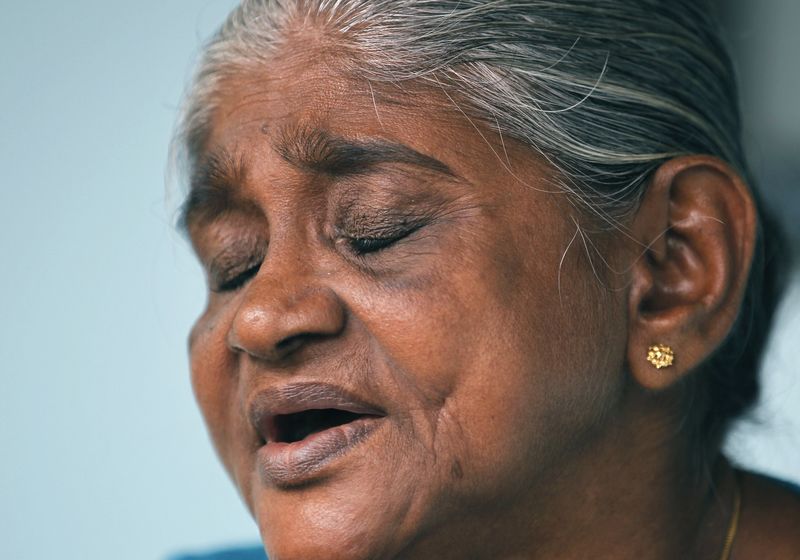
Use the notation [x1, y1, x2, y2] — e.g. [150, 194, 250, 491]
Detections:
[1, 1, 797, 559]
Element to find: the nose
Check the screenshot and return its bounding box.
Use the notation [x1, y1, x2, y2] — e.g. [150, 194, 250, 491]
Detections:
[227, 262, 346, 363]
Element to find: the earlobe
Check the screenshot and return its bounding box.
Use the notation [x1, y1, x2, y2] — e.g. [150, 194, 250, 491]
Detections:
[625, 156, 757, 391]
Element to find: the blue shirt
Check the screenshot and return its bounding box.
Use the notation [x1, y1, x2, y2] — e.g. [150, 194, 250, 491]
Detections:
[170, 545, 267, 560]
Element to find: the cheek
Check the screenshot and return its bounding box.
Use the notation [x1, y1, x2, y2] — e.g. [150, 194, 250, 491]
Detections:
[189, 309, 255, 495]
[355, 212, 628, 505]
[189, 311, 228, 429]
[463, 227, 628, 481]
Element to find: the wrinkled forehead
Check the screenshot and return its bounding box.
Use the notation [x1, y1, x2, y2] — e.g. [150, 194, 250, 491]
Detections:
[194, 57, 515, 169]
[178, 46, 564, 232]
[203, 55, 457, 146]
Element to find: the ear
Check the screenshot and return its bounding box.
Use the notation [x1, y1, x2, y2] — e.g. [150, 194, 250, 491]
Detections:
[626, 155, 757, 391]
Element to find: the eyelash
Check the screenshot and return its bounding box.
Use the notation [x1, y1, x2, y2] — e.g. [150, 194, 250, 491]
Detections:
[209, 221, 424, 293]
[213, 263, 262, 293]
[344, 221, 424, 256]
[348, 232, 408, 254]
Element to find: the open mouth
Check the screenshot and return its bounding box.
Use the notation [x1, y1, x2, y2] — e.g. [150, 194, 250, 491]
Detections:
[271, 409, 380, 444]
[249, 383, 387, 485]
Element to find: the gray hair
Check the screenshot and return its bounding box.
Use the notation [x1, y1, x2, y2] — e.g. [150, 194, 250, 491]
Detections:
[175, 0, 788, 471]
[179, 0, 745, 221]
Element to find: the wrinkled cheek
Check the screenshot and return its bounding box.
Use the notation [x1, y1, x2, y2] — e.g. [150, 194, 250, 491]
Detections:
[189, 316, 252, 496]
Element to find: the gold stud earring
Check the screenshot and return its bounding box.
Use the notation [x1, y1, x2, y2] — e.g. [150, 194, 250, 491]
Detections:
[647, 344, 674, 369]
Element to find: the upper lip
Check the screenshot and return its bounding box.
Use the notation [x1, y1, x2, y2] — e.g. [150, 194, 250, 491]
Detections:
[248, 382, 386, 443]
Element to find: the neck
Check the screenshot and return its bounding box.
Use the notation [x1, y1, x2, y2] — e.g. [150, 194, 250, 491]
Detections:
[405, 389, 736, 559]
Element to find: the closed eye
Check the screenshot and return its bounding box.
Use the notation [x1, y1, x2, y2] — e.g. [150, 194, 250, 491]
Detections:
[349, 234, 405, 254]
[345, 222, 424, 255]
[211, 261, 262, 293]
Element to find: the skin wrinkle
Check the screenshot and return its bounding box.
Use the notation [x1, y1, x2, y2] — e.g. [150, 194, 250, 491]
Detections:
[368, 307, 460, 467]
[327, 265, 458, 493]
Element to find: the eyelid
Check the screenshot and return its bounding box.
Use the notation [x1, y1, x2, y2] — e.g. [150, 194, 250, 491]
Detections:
[343, 214, 421, 237]
[206, 237, 267, 293]
[337, 213, 429, 256]
[210, 260, 262, 293]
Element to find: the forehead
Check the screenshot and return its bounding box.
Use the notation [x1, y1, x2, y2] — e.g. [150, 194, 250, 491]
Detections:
[204, 56, 465, 162]
[201, 62, 551, 186]
[181, 60, 461, 222]
[182, 48, 564, 230]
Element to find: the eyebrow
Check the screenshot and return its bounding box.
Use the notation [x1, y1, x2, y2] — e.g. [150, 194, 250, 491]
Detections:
[179, 127, 456, 232]
[178, 148, 246, 233]
[275, 126, 455, 178]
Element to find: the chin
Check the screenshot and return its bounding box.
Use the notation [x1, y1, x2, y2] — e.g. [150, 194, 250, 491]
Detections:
[254, 485, 405, 560]
[241, 404, 433, 560]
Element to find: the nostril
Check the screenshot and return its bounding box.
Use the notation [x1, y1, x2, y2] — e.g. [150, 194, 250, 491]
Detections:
[274, 333, 333, 358]
[275, 334, 305, 356]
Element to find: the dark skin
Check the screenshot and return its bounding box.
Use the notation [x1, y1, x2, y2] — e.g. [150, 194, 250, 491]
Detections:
[184, 42, 800, 559]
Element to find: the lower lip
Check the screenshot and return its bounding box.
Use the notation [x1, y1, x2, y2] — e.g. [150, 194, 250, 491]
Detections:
[256, 417, 384, 487]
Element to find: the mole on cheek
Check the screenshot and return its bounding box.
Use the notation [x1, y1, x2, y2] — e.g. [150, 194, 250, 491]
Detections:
[451, 459, 464, 480]
[260, 122, 270, 135]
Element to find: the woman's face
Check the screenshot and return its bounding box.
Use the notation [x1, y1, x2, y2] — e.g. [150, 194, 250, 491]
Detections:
[186, 52, 629, 559]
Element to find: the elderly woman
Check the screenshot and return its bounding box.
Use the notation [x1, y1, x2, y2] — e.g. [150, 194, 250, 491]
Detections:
[174, 1, 800, 559]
